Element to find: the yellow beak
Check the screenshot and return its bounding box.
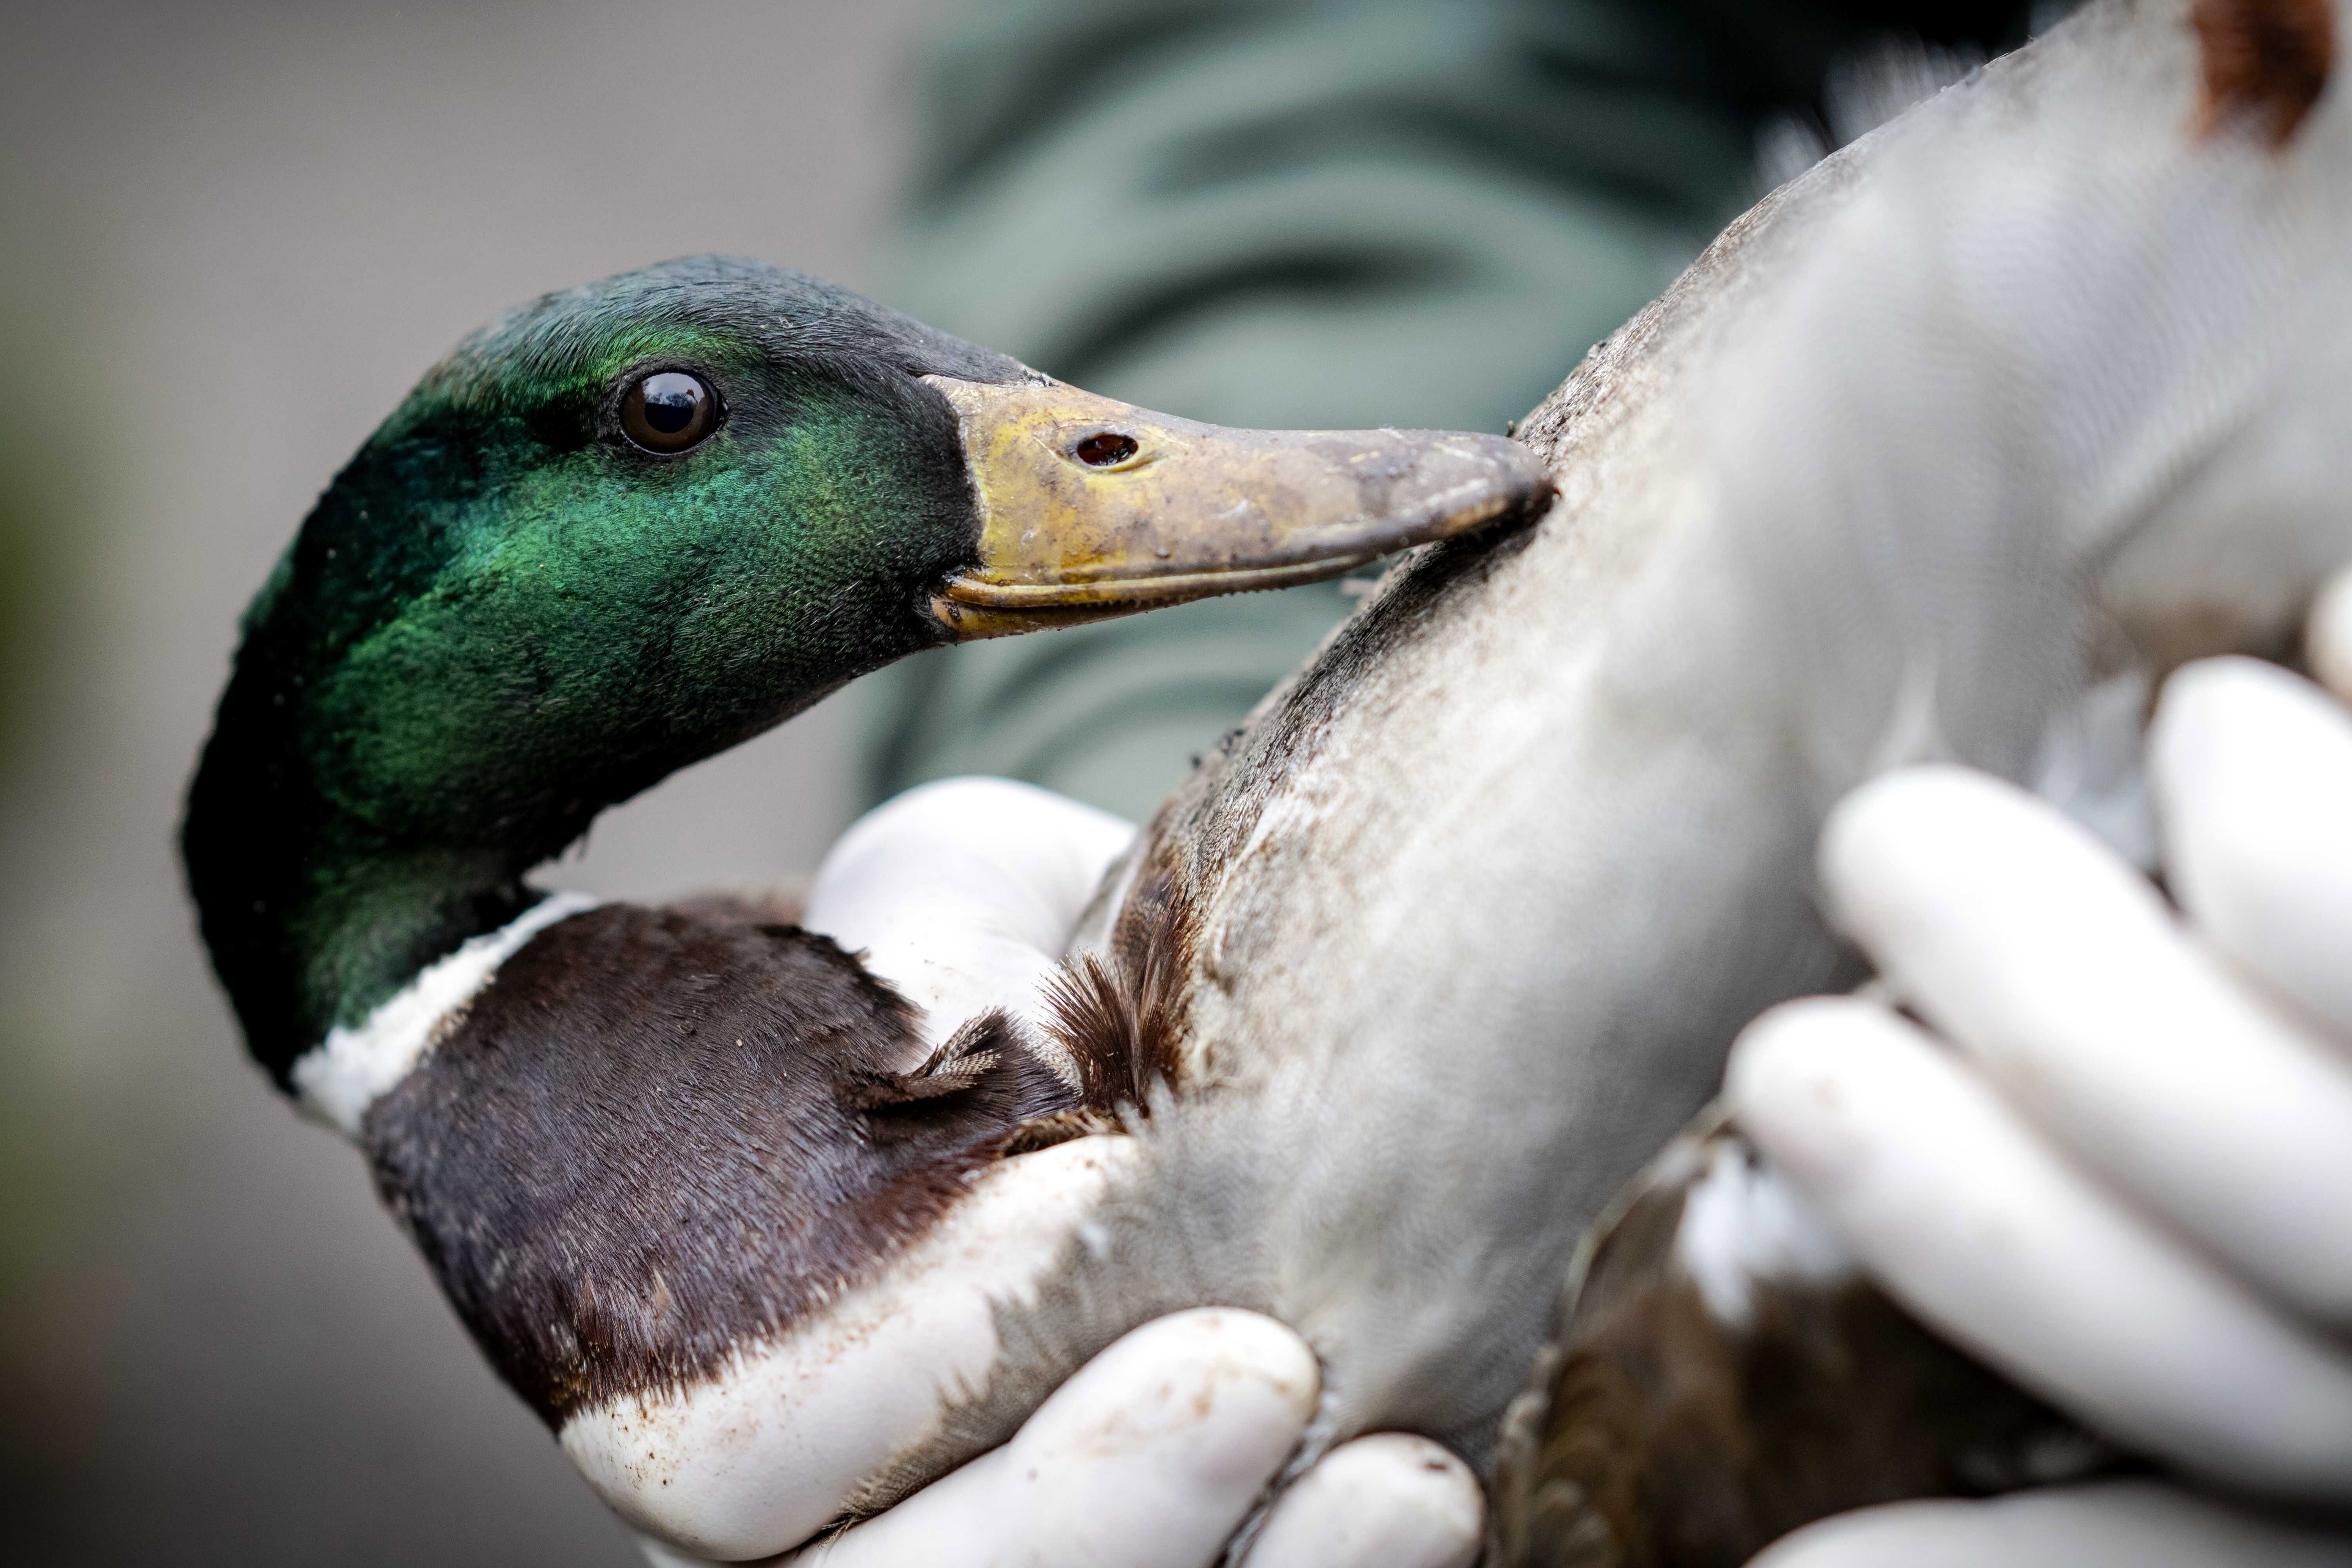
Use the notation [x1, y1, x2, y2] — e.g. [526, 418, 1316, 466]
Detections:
[924, 375, 1553, 639]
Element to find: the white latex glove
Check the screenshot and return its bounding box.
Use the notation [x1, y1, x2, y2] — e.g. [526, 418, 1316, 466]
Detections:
[634, 1308, 1479, 1568]
[1735, 574, 2352, 1564]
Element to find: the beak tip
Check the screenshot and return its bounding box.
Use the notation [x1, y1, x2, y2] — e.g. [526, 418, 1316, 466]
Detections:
[1406, 431, 1556, 538]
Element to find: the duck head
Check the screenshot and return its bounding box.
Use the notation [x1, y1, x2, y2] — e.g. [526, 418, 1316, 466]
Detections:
[182, 254, 1550, 1092]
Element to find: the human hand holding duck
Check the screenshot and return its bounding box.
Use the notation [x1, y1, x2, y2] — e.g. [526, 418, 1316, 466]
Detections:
[1733, 578, 2352, 1565]
[619, 772, 1490, 1568]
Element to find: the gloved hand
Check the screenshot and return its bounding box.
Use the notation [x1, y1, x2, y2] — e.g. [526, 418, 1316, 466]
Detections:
[635, 1308, 1481, 1568]
[633, 775, 1485, 1568]
[1735, 572, 2352, 1565]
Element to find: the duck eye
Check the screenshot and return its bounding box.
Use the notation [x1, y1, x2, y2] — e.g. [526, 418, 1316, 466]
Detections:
[1070, 431, 1140, 468]
[619, 370, 719, 454]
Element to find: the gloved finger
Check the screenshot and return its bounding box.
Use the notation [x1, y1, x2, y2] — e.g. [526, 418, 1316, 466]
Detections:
[2307, 563, 2352, 702]
[1817, 765, 2352, 1327]
[2151, 656, 2352, 1040]
[1242, 1433, 1481, 1568]
[1728, 996, 2352, 1503]
[789, 1308, 1318, 1568]
[803, 778, 1139, 1050]
[1745, 1479, 2352, 1568]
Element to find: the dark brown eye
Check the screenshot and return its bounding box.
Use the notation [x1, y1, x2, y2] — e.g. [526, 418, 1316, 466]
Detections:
[619, 370, 719, 453]
[1070, 431, 1140, 468]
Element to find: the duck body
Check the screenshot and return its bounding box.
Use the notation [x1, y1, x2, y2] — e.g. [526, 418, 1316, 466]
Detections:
[851, 0, 2352, 1540]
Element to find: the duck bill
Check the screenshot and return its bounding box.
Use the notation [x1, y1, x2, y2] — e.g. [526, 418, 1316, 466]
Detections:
[923, 375, 1553, 639]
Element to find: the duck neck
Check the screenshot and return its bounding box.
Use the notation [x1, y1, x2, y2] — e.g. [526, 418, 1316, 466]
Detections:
[290, 842, 544, 1035]
[182, 699, 588, 1093]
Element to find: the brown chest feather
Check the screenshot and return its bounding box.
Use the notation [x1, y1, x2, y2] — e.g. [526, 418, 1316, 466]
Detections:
[361, 903, 1083, 1426]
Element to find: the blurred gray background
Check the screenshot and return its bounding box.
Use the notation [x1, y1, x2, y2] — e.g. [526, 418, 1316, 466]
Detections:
[0, 3, 934, 1559]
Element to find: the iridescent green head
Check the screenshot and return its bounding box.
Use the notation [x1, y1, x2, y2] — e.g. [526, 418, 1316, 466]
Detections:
[183, 256, 1550, 1085]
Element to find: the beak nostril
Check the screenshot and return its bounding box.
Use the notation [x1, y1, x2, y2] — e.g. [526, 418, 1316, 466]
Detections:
[1070, 432, 1140, 468]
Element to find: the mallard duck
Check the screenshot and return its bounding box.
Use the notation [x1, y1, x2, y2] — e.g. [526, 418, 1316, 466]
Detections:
[178, 256, 1547, 1555]
[187, 0, 2352, 1559]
